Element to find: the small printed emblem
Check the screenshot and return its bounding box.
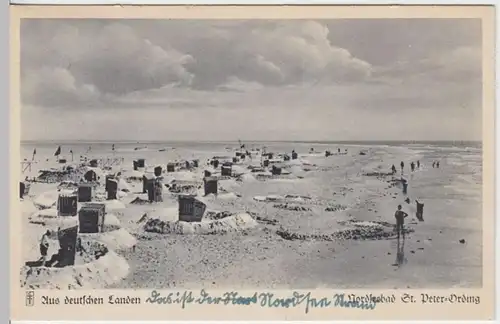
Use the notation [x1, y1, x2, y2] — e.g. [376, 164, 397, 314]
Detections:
[25, 290, 35, 307]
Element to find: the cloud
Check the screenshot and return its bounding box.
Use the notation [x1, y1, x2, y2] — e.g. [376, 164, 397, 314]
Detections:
[21, 20, 374, 107]
[20, 19, 483, 141]
[243, 21, 372, 84]
[70, 23, 195, 95]
[21, 21, 194, 107]
[21, 67, 101, 107]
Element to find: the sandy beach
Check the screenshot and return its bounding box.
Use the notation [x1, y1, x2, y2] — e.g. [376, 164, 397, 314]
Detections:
[18, 141, 482, 289]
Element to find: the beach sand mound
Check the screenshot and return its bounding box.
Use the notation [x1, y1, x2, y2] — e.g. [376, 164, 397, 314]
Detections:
[123, 170, 145, 181]
[203, 192, 241, 201]
[80, 228, 137, 251]
[20, 240, 129, 289]
[237, 173, 257, 183]
[218, 178, 240, 191]
[325, 204, 349, 212]
[33, 190, 61, 209]
[100, 199, 127, 211]
[273, 203, 311, 212]
[29, 214, 79, 229]
[253, 194, 315, 205]
[276, 220, 414, 242]
[129, 196, 150, 205]
[29, 211, 121, 231]
[168, 185, 200, 195]
[143, 212, 258, 235]
[101, 213, 121, 231]
[165, 171, 200, 182]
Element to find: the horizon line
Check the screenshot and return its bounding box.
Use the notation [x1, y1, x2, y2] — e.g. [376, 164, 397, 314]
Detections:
[21, 139, 483, 144]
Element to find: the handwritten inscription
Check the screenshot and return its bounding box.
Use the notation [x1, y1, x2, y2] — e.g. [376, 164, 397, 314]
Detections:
[145, 290, 377, 313]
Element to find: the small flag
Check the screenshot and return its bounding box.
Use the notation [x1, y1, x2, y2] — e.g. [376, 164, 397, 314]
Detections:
[54, 146, 61, 156]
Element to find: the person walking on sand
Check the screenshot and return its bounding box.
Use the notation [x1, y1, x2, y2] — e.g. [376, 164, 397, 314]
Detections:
[395, 205, 409, 239]
[391, 164, 397, 175]
[436, 161, 440, 168]
[410, 162, 415, 172]
[400, 161, 404, 173]
[432, 161, 435, 168]
[39, 230, 50, 265]
[417, 160, 420, 169]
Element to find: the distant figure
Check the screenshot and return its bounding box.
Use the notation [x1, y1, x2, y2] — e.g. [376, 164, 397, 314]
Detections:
[432, 162, 435, 168]
[400, 161, 404, 172]
[338, 148, 341, 153]
[391, 164, 397, 174]
[402, 179, 408, 195]
[395, 205, 409, 239]
[415, 199, 425, 221]
[417, 160, 420, 169]
[410, 162, 415, 172]
[39, 230, 50, 265]
[436, 161, 440, 168]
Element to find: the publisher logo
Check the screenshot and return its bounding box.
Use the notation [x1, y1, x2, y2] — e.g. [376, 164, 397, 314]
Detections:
[26, 290, 35, 307]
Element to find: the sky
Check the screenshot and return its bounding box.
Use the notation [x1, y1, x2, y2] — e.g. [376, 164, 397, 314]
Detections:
[20, 19, 483, 142]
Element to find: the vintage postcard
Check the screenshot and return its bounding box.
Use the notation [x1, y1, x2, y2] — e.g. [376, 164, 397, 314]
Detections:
[10, 5, 495, 321]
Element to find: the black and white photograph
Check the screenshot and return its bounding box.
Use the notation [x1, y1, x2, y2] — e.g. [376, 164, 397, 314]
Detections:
[18, 16, 487, 291]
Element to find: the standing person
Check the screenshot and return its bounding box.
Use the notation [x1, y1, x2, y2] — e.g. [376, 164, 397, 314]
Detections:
[402, 179, 408, 195]
[400, 161, 404, 173]
[410, 162, 415, 172]
[417, 160, 420, 169]
[415, 199, 425, 221]
[395, 205, 409, 239]
[39, 230, 50, 265]
[432, 161, 435, 168]
[391, 164, 397, 174]
[436, 161, 440, 168]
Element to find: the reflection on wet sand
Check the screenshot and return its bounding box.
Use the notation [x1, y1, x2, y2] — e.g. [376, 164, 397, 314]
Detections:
[393, 236, 407, 267]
